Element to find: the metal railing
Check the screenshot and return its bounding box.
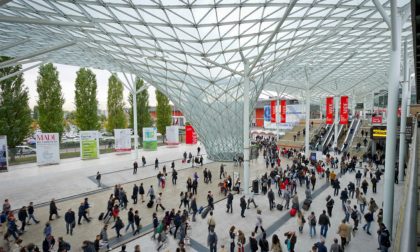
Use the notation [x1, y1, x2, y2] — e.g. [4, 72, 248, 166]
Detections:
[397, 117, 418, 251]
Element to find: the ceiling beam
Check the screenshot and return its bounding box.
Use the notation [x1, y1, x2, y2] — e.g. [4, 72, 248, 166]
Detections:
[0, 15, 95, 27]
[0, 0, 13, 7]
[372, 0, 391, 28]
[0, 38, 29, 51]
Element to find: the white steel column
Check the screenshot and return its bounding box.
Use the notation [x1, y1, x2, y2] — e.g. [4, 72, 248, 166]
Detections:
[363, 95, 367, 119]
[398, 39, 409, 182]
[333, 96, 339, 148]
[132, 87, 139, 160]
[276, 97, 280, 140]
[243, 61, 251, 195]
[383, 0, 401, 234]
[320, 99, 323, 119]
[305, 89, 311, 158]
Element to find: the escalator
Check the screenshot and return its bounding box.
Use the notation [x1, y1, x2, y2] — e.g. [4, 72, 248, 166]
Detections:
[323, 124, 345, 152]
[339, 119, 360, 153]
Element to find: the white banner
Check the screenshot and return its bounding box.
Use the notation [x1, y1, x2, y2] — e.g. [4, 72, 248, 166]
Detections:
[114, 129, 131, 152]
[0, 136, 8, 172]
[35, 133, 60, 166]
[143, 127, 157, 141]
[80, 131, 100, 160]
[166, 126, 179, 145]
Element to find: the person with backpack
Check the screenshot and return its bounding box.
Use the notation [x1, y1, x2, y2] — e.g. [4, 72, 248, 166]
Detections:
[326, 195, 335, 217]
[258, 232, 269, 252]
[284, 231, 297, 252]
[308, 212, 317, 238]
[207, 229, 218, 252]
[57, 237, 71, 252]
[111, 217, 124, 238]
[17, 206, 28, 232]
[351, 205, 361, 231]
[378, 223, 391, 251]
[249, 232, 258, 252]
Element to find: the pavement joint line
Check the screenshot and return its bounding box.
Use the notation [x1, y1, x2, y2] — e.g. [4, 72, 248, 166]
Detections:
[13, 155, 211, 212]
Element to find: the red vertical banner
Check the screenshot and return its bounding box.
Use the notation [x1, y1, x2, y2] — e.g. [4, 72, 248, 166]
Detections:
[326, 97, 334, 125]
[270, 100, 276, 123]
[185, 125, 197, 144]
[280, 100, 286, 123]
[340, 96, 349, 124]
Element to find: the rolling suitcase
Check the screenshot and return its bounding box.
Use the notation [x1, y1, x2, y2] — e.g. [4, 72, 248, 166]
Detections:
[98, 212, 104, 221]
[276, 204, 283, 211]
[147, 200, 154, 208]
[302, 199, 311, 211]
[289, 208, 297, 217]
[201, 206, 211, 219]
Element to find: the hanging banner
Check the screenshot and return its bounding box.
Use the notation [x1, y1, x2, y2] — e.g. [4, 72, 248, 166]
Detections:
[280, 100, 286, 123]
[114, 129, 131, 152]
[80, 131, 100, 160]
[326, 97, 334, 125]
[143, 127, 158, 151]
[166, 126, 179, 145]
[371, 116, 382, 124]
[0, 136, 8, 172]
[185, 125, 198, 144]
[270, 100, 276, 123]
[35, 133, 60, 166]
[339, 96, 349, 125]
[264, 105, 271, 122]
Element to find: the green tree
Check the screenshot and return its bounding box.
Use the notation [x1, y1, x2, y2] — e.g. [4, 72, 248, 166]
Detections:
[128, 78, 152, 140]
[36, 63, 65, 136]
[74, 68, 99, 130]
[155, 90, 172, 142]
[106, 75, 126, 133]
[0, 56, 32, 159]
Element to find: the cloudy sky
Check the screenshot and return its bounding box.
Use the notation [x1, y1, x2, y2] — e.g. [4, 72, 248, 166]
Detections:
[23, 63, 157, 111]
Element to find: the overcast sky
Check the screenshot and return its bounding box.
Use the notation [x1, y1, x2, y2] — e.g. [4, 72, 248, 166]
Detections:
[23, 63, 157, 111]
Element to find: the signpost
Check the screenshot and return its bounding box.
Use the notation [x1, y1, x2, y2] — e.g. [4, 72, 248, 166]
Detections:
[0, 136, 8, 172]
[80, 131, 100, 160]
[35, 133, 60, 165]
[114, 129, 131, 153]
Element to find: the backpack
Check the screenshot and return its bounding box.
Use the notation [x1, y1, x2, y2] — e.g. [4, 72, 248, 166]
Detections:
[310, 217, 316, 226]
[351, 211, 357, 220]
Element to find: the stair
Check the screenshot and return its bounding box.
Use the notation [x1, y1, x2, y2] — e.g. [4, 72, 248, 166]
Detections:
[277, 119, 324, 149]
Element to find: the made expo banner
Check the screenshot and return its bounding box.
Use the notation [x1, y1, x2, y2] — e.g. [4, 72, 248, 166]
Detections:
[114, 129, 131, 152]
[185, 125, 198, 145]
[340, 96, 349, 125]
[264, 105, 271, 122]
[143, 127, 158, 151]
[270, 100, 276, 123]
[35, 133, 60, 166]
[326, 97, 334, 125]
[280, 100, 286, 123]
[166, 126, 179, 145]
[80, 131, 100, 160]
[0, 136, 8, 172]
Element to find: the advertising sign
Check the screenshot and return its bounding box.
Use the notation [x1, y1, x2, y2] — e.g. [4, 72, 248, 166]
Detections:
[264, 105, 271, 122]
[326, 97, 334, 125]
[35, 133, 60, 165]
[370, 126, 387, 139]
[371, 116, 383, 124]
[114, 129, 131, 152]
[185, 125, 198, 144]
[143, 127, 158, 151]
[0, 136, 8, 172]
[339, 96, 349, 125]
[280, 100, 286, 123]
[166, 126, 179, 145]
[80, 131, 100, 160]
[270, 100, 276, 123]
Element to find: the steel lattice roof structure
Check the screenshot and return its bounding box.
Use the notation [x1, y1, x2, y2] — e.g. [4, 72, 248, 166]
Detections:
[0, 0, 414, 160]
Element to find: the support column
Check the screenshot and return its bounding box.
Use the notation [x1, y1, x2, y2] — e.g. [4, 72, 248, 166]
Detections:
[383, 0, 401, 234]
[276, 96, 280, 141]
[243, 62, 250, 195]
[305, 89, 311, 158]
[333, 96, 339, 148]
[320, 100, 323, 119]
[132, 88, 139, 160]
[363, 95, 367, 120]
[398, 39, 409, 182]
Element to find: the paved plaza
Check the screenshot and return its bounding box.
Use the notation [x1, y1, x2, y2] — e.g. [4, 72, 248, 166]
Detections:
[0, 143, 402, 252]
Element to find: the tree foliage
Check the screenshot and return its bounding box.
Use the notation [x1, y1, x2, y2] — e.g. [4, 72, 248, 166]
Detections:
[36, 63, 65, 135]
[106, 74, 126, 133]
[0, 56, 32, 149]
[155, 89, 172, 140]
[74, 68, 99, 130]
[128, 78, 152, 137]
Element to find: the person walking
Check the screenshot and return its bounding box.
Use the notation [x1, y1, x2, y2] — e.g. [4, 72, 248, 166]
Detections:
[154, 158, 159, 169]
[207, 229, 218, 252]
[133, 161, 138, 174]
[284, 190, 291, 209]
[172, 168, 178, 185]
[318, 210, 331, 238]
[142, 156, 146, 167]
[268, 189, 275, 210]
[371, 177, 377, 193]
[240, 196, 247, 218]
[207, 191, 214, 210]
[308, 212, 317, 238]
[362, 211, 374, 235]
[271, 234, 283, 252]
[377, 223, 391, 251]
[249, 232, 258, 252]
[258, 232, 269, 252]
[17, 206, 28, 232]
[191, 194, 198, 222]
[237, 230, 246, 252]
[355, 170, 362, 186]
[337, 220, 349, 250]
[361, 179, 369, 195]
[96, 171, 101, 187]
[226, 192, 233, 213]
[219, 164, 225, 179]
[330, 238, 341, 252]
[133, 210, 141, 235]
[351, 205, 361, 231]
[229, 226, 236, 252]
[49, 199, 60, 220]
[207, 211, 216, 232]
[297, 211, 305, 234]
[326, 195, 334, 217]
[139, 183, 145, 203]
[155, 193, 165, 211]
[132, 184, 139, 204]
[112, 216, 124, 238]
[125, 208, 135, 233]
[77, 202, 90, 225]
[64, 208, 75, 235]
[357, 192, 367, 213]
[27, 201, 40, 224]
[147, 185, 155, 202]
[254, 209, 265, 233]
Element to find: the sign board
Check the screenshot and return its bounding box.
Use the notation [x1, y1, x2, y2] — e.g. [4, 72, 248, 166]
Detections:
[35, 133, 60, 165]
[143, 127, 158, 150]
[270, 100, 276, 123]
[339, 96, 349, 124]
[280, 100, 286, 123]
[310, 152, 317, 161]
[166, 126, 179, 145]
[370, 126, 387, 139]
[326, 97, 334, 125]
[80, 131, 100, 160]
[0, 136, 8, 172]
[264, 105, 271, 122]
[185, 125, 198, 144]
[371, 116, 383, 124]
[114, 129, 131, 152]
[406, 117, 413, 142]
